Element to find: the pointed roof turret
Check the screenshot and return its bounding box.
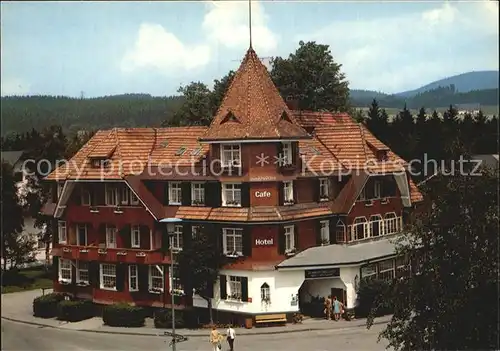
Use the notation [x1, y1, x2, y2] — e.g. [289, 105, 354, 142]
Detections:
[200, 48, 310, 142]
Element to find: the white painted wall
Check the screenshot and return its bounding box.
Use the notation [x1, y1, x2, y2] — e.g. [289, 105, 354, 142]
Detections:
[339, 266, 360, 308]
[193, 269, 305, 314]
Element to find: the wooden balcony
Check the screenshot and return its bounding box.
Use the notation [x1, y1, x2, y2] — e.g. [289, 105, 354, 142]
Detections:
[55, 245, 169, 264]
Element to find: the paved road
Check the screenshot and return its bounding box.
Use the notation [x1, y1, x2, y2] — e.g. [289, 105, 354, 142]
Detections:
[1, 319, 389, 351]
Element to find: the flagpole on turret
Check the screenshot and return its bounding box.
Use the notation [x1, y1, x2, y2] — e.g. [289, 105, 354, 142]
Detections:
[249, 0, 253, 49]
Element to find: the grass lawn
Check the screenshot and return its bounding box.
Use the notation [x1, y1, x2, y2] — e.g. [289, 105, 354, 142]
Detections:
[1, 267, 53, 294]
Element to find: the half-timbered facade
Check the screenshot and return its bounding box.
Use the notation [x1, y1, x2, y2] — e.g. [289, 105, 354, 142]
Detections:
[43, 48, 423, 322]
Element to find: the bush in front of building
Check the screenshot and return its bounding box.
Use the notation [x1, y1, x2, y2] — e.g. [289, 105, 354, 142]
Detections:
[102, 303, 145, 327]
[57, 299, 94, 322]
[300, 295, 325, 318]
[154, 308, 185, 329]
[355, 278, 394, 318]
[33, 292, 67, 318]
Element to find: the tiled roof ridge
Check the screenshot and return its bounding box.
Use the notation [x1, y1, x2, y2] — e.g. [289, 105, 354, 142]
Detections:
[358, 123, 370, 161]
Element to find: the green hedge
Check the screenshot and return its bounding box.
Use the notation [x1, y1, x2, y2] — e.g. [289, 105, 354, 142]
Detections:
[33, 293, 66, 318]
[154, 308, 199, 329]
[355, 278, 394, 318]
[102, 303, 145, 327]
[57, 300, 94, 322]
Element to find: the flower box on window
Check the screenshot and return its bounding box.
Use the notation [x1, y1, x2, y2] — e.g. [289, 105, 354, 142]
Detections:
[365, 199, 374, 207]
[227, 293, 242, 301]
[284, 199, 296, 206]
[62, 247, 71, 253]
[77, 281, 90, 287]
[149, 287, 163, 294]
[225, 200, 240, 206]
[171, 289, 184, 296]
[59, 280, 71, 285]
[262, 297, 271, 304]
[191, 200, 204, 206]
[320, 239, 330, 246]
[285, 248, 297, 257]
[319, 196, 329, 202]
[89, 206, 99, 213]
[117, 251, 127, 256]
[136, 252, 146, 257]
[280, 163, 295, 171]
[225, 251, 241, 258]
[79, 248, 89, 253]
[381, 197, 390, 204]
[98, 249, 107, 255]
[114, 206, 124, 214]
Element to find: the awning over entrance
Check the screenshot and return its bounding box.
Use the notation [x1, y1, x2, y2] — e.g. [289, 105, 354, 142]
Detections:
[276, 235, 404, 269]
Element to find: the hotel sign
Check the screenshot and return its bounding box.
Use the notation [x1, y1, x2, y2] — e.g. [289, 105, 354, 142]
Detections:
[255, 238, 274, 246]
[305, 268, 340, 279]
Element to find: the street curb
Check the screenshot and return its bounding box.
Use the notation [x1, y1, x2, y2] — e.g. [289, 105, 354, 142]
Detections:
[2, 316, 391, 338]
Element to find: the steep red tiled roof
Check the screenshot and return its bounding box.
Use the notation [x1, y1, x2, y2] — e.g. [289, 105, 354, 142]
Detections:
[200, 48, 310, 141]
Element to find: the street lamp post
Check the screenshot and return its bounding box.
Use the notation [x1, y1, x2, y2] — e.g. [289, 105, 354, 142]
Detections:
[161, 217, 183, 351]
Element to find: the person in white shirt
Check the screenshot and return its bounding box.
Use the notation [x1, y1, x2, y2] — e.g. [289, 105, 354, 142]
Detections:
[226, 325, 236, 351]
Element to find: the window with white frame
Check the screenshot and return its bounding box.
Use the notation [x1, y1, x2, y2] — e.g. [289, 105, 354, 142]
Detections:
[370, 215, 383, 237]
[77, 224, 87, 246]
[120, 187, 129, 205]
[385, 212, 399, 234]
[260, 283, 271, 303]
[378, 259, 395, 280]
[191, 182, 205, 205]
[149, 265, 164, 292]
[81, 188, 91, 206]
[76, 261, 89, 284]
[106, 225, 117, 248]
[57, 182, 64, 199]
[319, 178, 329, 199]
[359, 187, 366, 201]
[222, 183, 241, 206]
[281, 142, 292, 165]
[335, 220, 346, 243]
[374, 180, 382, 198]
[130, 190, 140, 205]
[223, 228, 243, 255]
[129, 265, 138, 291]
[361, 263, 377, 280]
[169, 265, 183, 294]
[59, 259, 72, 283]
[105, 185, 118, 206]
[284, 225, 295, 252]
[131, 225, 141, 248]
[320, 220, 330, 244]
[168, 182, 182, 205]
[58, 221, 67, 244]
[228, 276, 242, 300]
[168, 224, 183, 251]
[353, 217, 367, 241]
[191, 225, 200, 239]
[283, 181, 294, 204]
[221, 144, 241, 167]
[100, 263, 116, 290]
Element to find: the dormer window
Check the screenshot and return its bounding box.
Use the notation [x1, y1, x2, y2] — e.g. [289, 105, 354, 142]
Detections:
[90, 158, 110, 168]
[281, 142, 293, 166]
[377, 150, 388, 162]
[221, 111, 239, 124]
[319, 178, 329, 200]
[221, 144, 241, 168]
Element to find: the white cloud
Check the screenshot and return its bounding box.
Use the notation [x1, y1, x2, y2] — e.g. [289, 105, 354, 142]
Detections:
[121, 23, 211, 75]
[202, 1, 278, 54]
[1, 77, 30, 96]
[301, 2, 499, 93]
[121, 1, 277, 76]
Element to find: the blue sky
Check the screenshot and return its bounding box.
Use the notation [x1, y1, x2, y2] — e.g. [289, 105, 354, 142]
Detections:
[1, 1, 498, 97]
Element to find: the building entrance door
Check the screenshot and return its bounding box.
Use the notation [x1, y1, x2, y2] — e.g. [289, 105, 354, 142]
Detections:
[330, 288, 346, 306]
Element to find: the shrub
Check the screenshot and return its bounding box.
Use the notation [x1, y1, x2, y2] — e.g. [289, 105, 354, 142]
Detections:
[57, 300, 94, 322]
[355, 278, 394, 318]
[154, 308, 185, 329]
[102, 303, 145, 327]
[33, 293, 66, 318]
[300, 295, 325, 318]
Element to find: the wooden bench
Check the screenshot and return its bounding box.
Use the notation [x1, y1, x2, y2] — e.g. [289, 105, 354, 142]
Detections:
[255, 314, 287, 325]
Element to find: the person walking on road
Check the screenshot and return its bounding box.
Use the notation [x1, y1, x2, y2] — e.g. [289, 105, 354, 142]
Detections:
[332, 296, 344, 321]
[226, 325, 236, 351]
[209, 325, 223, 351]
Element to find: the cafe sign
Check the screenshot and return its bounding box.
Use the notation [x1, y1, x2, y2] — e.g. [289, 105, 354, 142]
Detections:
[305, 268, 340, 279]
[254, 191, 271, 198]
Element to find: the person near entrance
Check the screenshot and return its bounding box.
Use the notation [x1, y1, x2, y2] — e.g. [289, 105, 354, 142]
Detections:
[332, 296, 344, 321]
[324, 295, 332, 320]
[226, 325, 236, 351]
